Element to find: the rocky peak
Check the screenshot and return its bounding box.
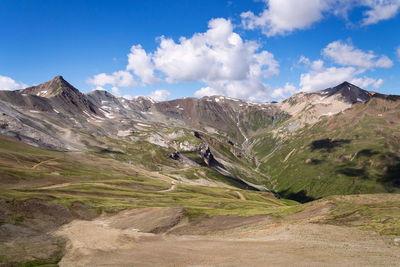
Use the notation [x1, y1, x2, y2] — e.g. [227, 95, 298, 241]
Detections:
[20, 75, 80, 98]
[321, 81, 372, 103]
[131, 96, 156, 111]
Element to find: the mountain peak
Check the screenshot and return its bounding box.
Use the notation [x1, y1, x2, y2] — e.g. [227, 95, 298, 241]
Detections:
[321, 81, 372, 103]
[53, 75, 64, 80]
[338, 81, 352, 87]
[20, 75, 79, 98]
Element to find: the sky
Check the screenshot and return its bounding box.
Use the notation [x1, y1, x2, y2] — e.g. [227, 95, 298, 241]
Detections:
[1, 0, 400, 102]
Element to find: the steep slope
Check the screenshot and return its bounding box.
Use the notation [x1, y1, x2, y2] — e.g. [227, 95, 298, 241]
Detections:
[278, 81, 372, 132]
[151, 96, 287, 143]
[252, 92, 400, 201]
[20, 75, 101, 116]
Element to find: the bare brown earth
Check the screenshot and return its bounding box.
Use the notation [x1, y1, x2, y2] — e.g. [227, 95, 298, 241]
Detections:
[56, 204, 400, 267]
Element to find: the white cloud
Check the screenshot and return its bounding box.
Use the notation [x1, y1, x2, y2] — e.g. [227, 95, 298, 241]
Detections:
[298, 56, 384, 92]
[323, 40, 393, 69]
[300, 65, 359, 92]
[129, 89, 171, 102]
[195, 78, 273, 102]
[153, 18, 278, 85]
[350, 76, 384, 88]
[241, 0, 400, 36]
[299, 56, 325, 70]
[296, 39, 391, 92]
[148, 89, 171, 101]
[241, 0, 328, 36]
[0, 75, 27, 90]
[127, 45, 160, 84]
[89, 18, 279, 102]
[271, 83, 297, 99]
[88, 70, 135, 88]
[111, 86, 122, 96]
[362, 0, 400, 25]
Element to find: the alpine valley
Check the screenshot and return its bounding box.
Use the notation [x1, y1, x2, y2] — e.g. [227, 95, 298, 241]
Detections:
[1, 76, 400, 266]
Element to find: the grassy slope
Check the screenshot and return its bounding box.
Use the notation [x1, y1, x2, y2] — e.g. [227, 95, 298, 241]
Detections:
[2, 131, 400, 266]
[0, 133, 300, 265]
[0, 134, 297, 217]
[252, 97, 400, 201]
[312, 194, 400, 236]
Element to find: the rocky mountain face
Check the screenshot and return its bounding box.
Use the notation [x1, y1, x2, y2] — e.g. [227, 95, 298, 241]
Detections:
[278, 82, 373, 130]
[0, 76, 399, 200]
[19, 75, 102, 116]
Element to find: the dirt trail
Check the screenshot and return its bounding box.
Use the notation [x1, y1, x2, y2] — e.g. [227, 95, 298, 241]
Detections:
[283, 148, 296, 162]
[235, 191, 246, 200]
[31, 157, 59, 169]
[39, 181, 179, 193]
[158, 181, 177, 192]
[55, 206, 400, 267]
[39, 182, 129, 190]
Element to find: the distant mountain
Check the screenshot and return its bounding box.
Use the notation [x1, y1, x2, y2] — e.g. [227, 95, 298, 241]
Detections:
[19, 75, 101, 116]
[19, 75, 78, 98]
[0, 76, 399, 200]
[320, 81, 372, 103]
[278, 81, 375, 129]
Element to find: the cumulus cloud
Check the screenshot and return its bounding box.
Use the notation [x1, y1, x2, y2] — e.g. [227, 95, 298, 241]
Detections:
[89, 18, 279, 102]
[111, 86, 122, 96]
[300, 65, 359, 92]
[271, 83, 297, 99]
[195, 78, 273, 102]
[127, 89, 171, 102]
[350, 76, 384, 88]
[241, 0, 400, 36]
[152, 18, 278, 85]
[298, 57, 385, 92]
[87, 70, 135, 88]
[299, 64, 384, 92]
[127, 45, 160, 84]
[241, 0, 328, 36]
[0, 75, 27, 90]
[362, 0, 400, 25]
[323, 40, 393, 69]
[296, 40, 392, 92]
[148, 89, 171, 101]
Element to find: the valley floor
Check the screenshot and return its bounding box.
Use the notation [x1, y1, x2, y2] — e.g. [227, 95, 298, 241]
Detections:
[56, 203, 400, 267]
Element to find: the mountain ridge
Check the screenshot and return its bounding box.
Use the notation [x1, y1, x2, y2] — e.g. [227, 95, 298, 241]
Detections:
[0, 75, 399, 201]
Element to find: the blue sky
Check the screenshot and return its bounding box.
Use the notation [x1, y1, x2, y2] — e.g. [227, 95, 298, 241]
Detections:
[1, 0, 399, 101]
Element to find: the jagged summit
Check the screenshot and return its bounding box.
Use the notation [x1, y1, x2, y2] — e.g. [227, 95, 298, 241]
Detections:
[17, 75, 101, 116]
[20, 75, 79, 98]
[321, 81, 372, 103]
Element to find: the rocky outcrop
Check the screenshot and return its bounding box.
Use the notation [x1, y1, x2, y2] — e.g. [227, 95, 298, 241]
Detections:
[168, 151, 199, 167]
[199, 142, 220, 167]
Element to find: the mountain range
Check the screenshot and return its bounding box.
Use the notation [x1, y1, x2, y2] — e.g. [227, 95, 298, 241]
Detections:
[1, 76, 400, 265]
[0, 76, 399, 200]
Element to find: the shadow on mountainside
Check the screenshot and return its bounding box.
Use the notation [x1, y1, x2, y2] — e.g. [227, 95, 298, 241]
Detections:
[278, 189, 316, 203]
[336, 167, 368, 179]
[310, 138, 351, 153]
[378, 154, 400, 190]
[356, 149, 379, 158]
